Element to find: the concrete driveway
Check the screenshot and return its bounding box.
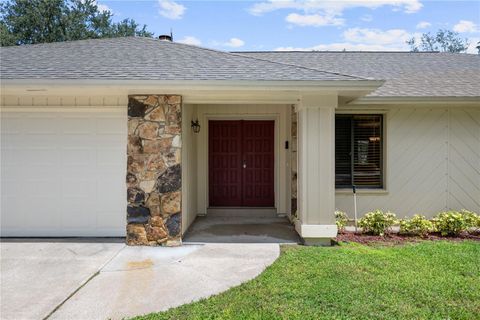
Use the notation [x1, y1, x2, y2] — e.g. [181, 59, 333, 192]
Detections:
[1, 240, 279, 320]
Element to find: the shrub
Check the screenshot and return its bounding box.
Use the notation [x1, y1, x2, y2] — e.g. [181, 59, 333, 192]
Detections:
[358, 210, 397, 236]
[399, 214, 433, 237]
[335, 210, 349, 232]
[460, 209, 479, 229]
[433, 211, 468, 236]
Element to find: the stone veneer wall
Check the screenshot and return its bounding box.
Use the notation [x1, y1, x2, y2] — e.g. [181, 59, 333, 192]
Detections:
[291, 105, 298, 218]
[126, 95, 182, 246]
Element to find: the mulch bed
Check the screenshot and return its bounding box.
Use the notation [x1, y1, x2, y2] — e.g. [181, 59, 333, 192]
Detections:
[335, 230, 480, 245]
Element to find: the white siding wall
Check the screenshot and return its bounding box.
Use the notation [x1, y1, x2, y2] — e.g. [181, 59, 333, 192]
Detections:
[181, 104, 198, 234]
[335, 107, 480, 218]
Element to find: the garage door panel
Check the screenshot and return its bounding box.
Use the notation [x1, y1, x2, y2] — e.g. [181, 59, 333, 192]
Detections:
[22, 115, 60, 134]
[96, 117, 126, 134]
[24, 199, 60, 228]
[1, 110, 127, 237]
[60, 208, 96, 229]
[60, 117, 95, 134]
[1, 115, 22, 134]
[61, 179, 96, 198]
[25, 180, 59, 196]
[1, 202, 25, 228]
[97, 211, 125, 228]
[61, 148, 96, 166]
[1, 148, 22, 165]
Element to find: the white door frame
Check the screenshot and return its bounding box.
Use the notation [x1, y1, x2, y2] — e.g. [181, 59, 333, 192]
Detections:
[200, 113, 281, 214]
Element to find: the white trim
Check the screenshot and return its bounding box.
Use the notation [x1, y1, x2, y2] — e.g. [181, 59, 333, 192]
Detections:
[351, 96, 480, 106]
[1, 79, 384, 89]
[0, 107, 124, 112]
[294, 221, 338, 238]
[336, 189, 389, 195]
[334, 111, 388, 193]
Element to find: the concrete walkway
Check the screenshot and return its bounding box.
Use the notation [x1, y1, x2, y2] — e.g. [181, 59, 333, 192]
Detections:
[1, 240, 279, 320]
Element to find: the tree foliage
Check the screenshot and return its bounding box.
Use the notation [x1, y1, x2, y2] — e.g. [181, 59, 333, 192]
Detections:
[0, 0, 153, 46]
[406, 29, 469, 53]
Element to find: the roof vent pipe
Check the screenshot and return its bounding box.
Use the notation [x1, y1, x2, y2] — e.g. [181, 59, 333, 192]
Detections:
[158, 32, 173, 42]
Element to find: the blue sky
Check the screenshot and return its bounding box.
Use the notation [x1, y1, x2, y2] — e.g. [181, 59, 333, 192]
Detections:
[98, 0, 480, 53]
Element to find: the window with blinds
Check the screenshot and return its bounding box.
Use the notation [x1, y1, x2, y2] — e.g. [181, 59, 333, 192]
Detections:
[335, 114, 383, 189]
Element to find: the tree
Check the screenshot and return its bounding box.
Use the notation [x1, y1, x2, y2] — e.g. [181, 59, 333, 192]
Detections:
[406, 29, 469, 53]
[0, 0, 153, 46]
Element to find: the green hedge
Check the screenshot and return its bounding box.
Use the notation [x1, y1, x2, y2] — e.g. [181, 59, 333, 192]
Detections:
[335, 209, 479, 237]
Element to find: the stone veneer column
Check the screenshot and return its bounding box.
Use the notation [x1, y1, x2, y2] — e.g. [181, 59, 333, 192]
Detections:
[126, 95, 182, 246]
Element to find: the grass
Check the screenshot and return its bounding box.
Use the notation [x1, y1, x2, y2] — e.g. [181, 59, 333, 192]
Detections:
[132, 241, 480, 320]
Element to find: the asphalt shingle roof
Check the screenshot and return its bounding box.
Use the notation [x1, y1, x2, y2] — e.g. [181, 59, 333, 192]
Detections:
[2, 37, 479, 98]
[0, 37, 364, 82]
[236, 51, 480, 97]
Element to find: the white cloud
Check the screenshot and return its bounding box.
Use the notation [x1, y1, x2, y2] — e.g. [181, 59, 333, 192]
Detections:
[416, 21, 431, 29]
[177, 36, 202, 46]
[158, 0, 185, 20]
[453, 20, 478, 33]
[286, 13, 344, 26]
[249, 0, 423, 16]
[81, 0, 111, 13]
[224, 38, 245, 48]
[275, 43, 406, 51]
[275, 27, 419, 51]
[344, 27, 413, 46]
[250, 1, 422, 28]
[96, 2, 111, 13]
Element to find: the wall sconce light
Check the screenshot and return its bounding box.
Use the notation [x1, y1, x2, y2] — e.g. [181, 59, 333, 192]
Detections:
[191, 119, 201, 133]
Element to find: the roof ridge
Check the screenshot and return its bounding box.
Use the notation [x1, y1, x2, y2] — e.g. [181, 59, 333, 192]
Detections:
[232, 50, 443, 54]
[232, 51, 376, 81]
[229, 51, 370, 80]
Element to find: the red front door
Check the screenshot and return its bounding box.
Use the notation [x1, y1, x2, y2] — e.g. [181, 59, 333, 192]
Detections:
[209, 120, 275, 207]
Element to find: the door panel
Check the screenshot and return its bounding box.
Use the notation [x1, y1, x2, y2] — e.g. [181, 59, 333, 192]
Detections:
[209, 121, 243, 206]
[242, 121, 275, 207]
[209, 120, 274, 207]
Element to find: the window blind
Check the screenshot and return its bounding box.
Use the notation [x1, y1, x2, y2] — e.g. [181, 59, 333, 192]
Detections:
[335, 115, 383, 189]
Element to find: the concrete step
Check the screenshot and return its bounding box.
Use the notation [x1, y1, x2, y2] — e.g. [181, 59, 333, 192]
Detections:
[206, 207, 278, 218]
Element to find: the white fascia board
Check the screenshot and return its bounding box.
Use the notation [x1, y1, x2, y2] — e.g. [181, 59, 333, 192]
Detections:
[351, 96, 480, 106]
[1, 79, 384, 94]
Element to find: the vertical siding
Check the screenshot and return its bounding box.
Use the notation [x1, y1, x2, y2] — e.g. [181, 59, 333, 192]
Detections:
[181, 104, 198, 234]
[335, 107, 480, 218]
[447, 108, 480, 211]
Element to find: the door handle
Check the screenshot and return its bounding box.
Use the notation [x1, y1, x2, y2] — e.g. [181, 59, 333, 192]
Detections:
[243, 160, 247, 169]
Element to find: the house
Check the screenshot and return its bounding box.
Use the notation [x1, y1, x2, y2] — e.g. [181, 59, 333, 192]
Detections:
[1, 36, 479, 246]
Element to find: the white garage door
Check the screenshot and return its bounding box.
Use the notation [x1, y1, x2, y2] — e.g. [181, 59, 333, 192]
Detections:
[1, 109, 127, 237]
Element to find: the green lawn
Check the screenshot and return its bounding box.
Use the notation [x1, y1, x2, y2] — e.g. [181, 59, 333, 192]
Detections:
[133, 241, 480, 320]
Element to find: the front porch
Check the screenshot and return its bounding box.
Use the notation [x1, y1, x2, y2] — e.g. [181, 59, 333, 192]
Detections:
[125, 86, 379, 246]
[183, 209, 300, 244]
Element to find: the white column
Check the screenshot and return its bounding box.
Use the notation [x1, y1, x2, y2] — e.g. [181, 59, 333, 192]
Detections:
[295, 94, 337, 245]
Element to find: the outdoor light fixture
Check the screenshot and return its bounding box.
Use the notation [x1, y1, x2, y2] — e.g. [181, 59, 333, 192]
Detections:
[191, 119, 201, 133]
